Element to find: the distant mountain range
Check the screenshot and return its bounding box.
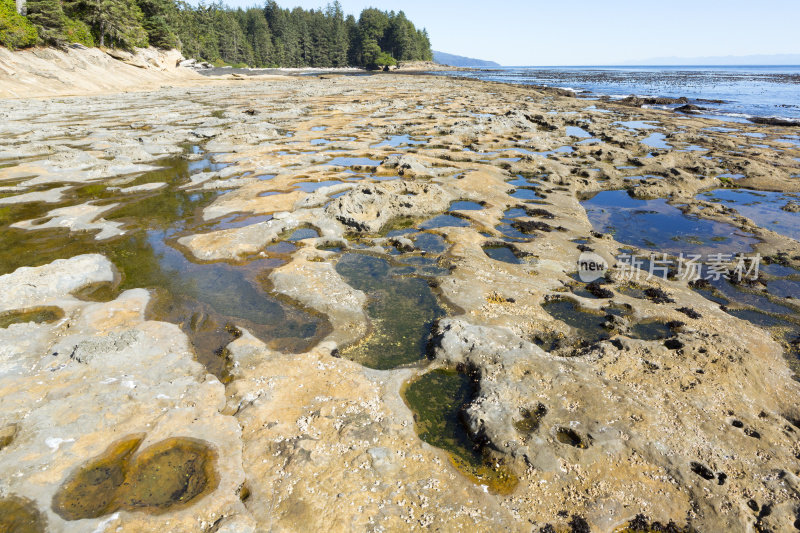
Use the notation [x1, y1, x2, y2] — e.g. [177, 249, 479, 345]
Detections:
[623, 53, 800, 66]
[433, 51, 501, 68]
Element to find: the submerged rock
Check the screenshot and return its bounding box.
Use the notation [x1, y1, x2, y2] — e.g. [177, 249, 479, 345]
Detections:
[781, 200, 800, 213]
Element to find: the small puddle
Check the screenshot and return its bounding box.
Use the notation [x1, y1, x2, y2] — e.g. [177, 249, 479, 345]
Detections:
[680, 145, 707, 152]
[448, 201, 483, 211]
[286, 227, 319, 241]
[566, 126, 591, 138]
[0, 306, 64, 328]
[630, 321, 677, 341]
[294, 179, 345, 192]
[370, 135, 427, 148]
[542, 299, 609, 347]
[507, 174, 541, 188]
[335, 253, 445, 369]
[483, 245, 522, 264]
[414, 232, 448, 254]
[403, 369, 517, 493]
[0, 496, 46, 533]
[326, 157, 382, 167]
[641, 133, 671, 149]
[510, 188, 544, 201]
[419, 214, 470, 230]
[52, 435, 218, 520]
[535, 146, 574, 157]
[496, 209, 533, 242]
[556, 427, 589, 448]
[614, 120, 659, 131]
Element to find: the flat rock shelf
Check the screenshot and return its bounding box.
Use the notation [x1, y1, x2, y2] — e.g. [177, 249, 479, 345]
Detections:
[0, 71, 799, 533]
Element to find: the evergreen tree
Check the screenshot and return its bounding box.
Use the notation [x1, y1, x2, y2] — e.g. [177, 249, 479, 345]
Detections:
[213, 4, 250, 64]
[25, 0, 66, 45]
[7, 0, 434, 68]
[69, 0, 148, 48]
[325, 1, 347, 66]
[136, 0, 177, 48]
[240, 7, 271, 66]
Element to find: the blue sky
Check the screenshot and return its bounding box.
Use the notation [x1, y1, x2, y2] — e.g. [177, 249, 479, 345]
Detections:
[215, 0, 800, 65]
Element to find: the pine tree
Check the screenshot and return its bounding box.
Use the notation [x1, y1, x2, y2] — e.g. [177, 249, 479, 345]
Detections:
[240, 8, 271, 67]
[69, 0, 147, 48]
[325, 1, 347, 67]
[0, 0, 38, 49]
[26, 0, 66, 45]
[11, 0, 434, 67]
[213, 6, 250, 65]
[136, 0, 177, 48]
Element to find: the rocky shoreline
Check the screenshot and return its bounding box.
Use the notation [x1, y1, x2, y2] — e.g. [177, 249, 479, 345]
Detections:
[0, 71, 799, 532]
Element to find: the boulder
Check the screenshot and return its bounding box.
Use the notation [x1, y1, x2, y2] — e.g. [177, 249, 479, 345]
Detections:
[675, 104, 704, 114]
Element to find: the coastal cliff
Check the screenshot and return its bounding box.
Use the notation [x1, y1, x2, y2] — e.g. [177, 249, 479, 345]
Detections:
[0, 45, 198, 98]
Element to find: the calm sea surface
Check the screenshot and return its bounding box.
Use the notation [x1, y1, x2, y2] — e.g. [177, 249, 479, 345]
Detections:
[442, 66, 800, 121]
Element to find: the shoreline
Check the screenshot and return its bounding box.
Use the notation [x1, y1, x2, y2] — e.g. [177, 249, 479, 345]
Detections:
[436, 65, 800, 125]
[0, 65, 799, 532]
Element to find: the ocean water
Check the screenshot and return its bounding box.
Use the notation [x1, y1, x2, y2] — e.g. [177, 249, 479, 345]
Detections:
[443, 66, 800, 121]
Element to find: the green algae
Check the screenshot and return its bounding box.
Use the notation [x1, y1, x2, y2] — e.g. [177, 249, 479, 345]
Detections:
[52, 435, 218, 520]
[403, 369, 518, 494]
[0, 496, 46, 533]
[335, 252, 445, 369]
[0, 153, 328, 379]
[0, 306, 64, 329]
[118, 437, 218, 513]
[556, 427, 590, 448]
[52, 435, 143, 520]
[513, 403, 548, 433]
[542, 299, 609, 346]
[630, 321, 677, 341]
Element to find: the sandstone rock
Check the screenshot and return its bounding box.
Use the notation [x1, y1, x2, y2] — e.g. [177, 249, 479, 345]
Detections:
[782, 200, 800, 212]
[325, 181, 452, 233]
[0, 258, 250, 532]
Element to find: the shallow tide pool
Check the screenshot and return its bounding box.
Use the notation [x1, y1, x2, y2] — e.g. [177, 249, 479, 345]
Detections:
[582, 190, 759, 256]
[698, 188, 800, 241]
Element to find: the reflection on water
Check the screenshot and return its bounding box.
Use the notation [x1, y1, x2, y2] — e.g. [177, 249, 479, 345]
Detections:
[641, 132, 671, 149]
[483, 245, 522, 264]
[325, 156, 382, 167]
[699, 188, 800, 241]
[370, 134, 428, 148]
[582, 190, 759, 256]
[0, 152, 328, 379]
[566, 126, 591, 138]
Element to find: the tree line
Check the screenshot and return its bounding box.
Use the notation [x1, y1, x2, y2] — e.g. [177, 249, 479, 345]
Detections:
[0, 0, 432, 69]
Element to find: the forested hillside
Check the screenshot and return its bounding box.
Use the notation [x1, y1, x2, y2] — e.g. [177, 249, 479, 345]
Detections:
[0, 0, 432, 69]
